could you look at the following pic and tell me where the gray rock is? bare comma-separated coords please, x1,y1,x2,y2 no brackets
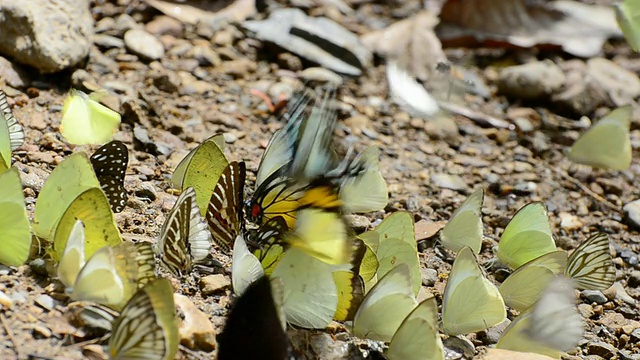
299,67,343,86
243,8,371,76
497,60,565,99
199,274,231,295
587,58,640,107
421,268,438,287
623,199,640,231
628,271,640,288
0,56,28,88
587,342,616,359
124,29,165,61
613,282,636,306
135,182,157,201
0,0,93,73
582,290,608,304
93,34,125,49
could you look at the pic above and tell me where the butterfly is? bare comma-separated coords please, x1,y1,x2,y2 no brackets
155,187,212,278
497,202,557,270
564,232,615,291
442,246,506,335
58,220,138,309
172,134,229,215
206,161,246,253
33,153,121,260
0,90,25,151
569,106,632,170
352,264,418,342
616,2,640,51
90,140,129,213
60,89,121,145
0,168,31,266
109,278,179,360
218,276,290,360
387,297,444,360
439,188,484,254
497,277,583,358
231,234,264,296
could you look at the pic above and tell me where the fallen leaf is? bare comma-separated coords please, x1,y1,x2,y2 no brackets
242,8,371,76
437,0,621,57
145,0,256,25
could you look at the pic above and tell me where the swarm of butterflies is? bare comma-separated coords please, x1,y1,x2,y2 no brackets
0,85,623,360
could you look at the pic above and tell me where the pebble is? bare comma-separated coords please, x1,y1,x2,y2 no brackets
0,291,13,309
344,214,371,232
628,271,640,288
145,15,183,36
0,0,94,72
431,173,468,191
424,116,459,140
483,318,510,344
0,56,28,88
420,268,438,287
619,249,639,267
299,67,343,86
220,59,257,77
623,199,640,231
612,282,636,306
134,182,157,201
174,294,216,352
31,324,52,339
114,14,138,35
93,34,125,49
631,328,640,342
587,58,640,106
577,303,594,318
34,294,56,311
559,212,583,231
124,29,165,61
582,290,607,304
343,115,370,136
497,60,565,99
587,342,617,359
199,274,231,295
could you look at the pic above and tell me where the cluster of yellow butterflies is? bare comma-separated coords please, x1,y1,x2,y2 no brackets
0,85,624,360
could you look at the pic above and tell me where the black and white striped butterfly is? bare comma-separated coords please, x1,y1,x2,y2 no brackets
109,279,179,360
90,141,129,213
564,233,615,291
155,187,212,278
206,161,246,253
0,89,25,151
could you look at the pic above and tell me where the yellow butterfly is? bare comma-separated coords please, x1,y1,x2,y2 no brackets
60,89,121,145
0,168,31,266
439,188,484,254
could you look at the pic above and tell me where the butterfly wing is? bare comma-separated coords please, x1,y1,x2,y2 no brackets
58,220,86,289
565,233,615,291
109,279,179,360
232,235,264,296
498,202,556,269
0,90,24,151
134,242,156,288
156,188,198,277
0,168,31,266
206,161,246,252
442,247,506,335
569,106,632,170
90,141,129,213
339,146,389,214
60,89,121,145
387,297,444,360
440,188,484,254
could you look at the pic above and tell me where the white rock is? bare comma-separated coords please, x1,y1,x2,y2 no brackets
124,29,165,61
0,0,93,73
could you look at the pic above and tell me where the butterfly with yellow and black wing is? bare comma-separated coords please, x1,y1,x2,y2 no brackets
0,89,25,151
155,187,212,278
206,161,246,252
90,140,129,213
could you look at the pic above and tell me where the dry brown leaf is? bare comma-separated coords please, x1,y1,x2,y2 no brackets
145,0,256,25
361,10,447,82
437,0,621,57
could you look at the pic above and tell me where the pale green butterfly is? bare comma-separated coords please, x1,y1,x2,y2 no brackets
387,297,444,360
616,0,640,52
0,168,31,266
439,188,484,254
60,89,121,145
497,202,556,270
352,264,417,342
569,106,632,171
442,246,506,335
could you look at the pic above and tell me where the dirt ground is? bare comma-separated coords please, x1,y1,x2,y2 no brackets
1,0,640,359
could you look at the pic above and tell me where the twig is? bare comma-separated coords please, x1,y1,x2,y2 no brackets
1,313,23,359
553,167,622,214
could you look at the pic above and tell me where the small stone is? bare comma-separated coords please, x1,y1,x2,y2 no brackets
124,29,165,60
35,294,57,311
343,115,370,136
623,200,640,231
497,60,565,99
587,342,616,359
587,58,640,107
619,249,639,267
577,303,594,318
29,258,48,277
299,67,343,86
424,116,458,140
223,132,238,144
559,212,583,231
114,14,137,35
601,285,616,301
31,324,52,339
0,56,28,88
421,268,438,287
431,173,467,191
582,290,607,304
613,282,636,306
482,319,510,344
631,328,640,342
344,214,371,232
200,274,231,295
0,291,13,309
174,294,216,352
145,15,183,36
134,182,157,201
628,271,640,288
220,59,256,77
93,34,125,49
